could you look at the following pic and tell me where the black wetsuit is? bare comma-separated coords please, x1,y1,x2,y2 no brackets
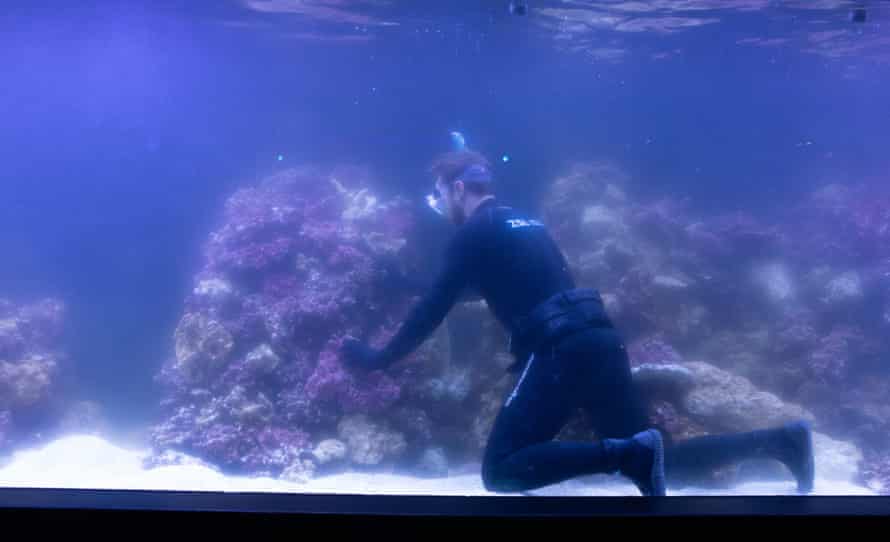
376,197,800,493
376,197,574,367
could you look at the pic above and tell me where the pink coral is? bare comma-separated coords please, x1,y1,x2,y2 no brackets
304,343,402,416
150,166,450,478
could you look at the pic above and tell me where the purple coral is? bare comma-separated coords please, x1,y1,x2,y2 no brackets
788,183,890,264
808,326,857,383
852,197,890,259
304,344,402,416
240,426,312,473
806,326,881,385
150,166,435,478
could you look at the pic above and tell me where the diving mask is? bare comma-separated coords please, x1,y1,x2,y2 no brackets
425,165,492,217
426,191,446,216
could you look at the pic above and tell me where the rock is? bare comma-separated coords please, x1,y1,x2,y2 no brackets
681,361,815,432
813,431,863,483
245,343,281,373
333,183,380,222
280,458,317,483
421,369,472,403
627,334,683,367
771,309,819,357
860,449,890,495
388,407,434,448
807,326,864,384
337,414,407,466
312,439,347,464
222,385,274,423
194,278,235,303
653,275,689,289
173,313,234,374
689,331,768,378
582,204,620,226
648,400,708,442
362,232,406,256
752,262,795,303
416,447,449,478
822,271,863,305
632,363,696,400
0,356,58,409
142,448,222,472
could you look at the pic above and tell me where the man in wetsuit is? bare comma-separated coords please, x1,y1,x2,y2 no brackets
340,150,815,497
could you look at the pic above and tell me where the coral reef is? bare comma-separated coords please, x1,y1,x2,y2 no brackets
0,297,79,454
149,161,887,493
540,162,890,493
150,166,514,480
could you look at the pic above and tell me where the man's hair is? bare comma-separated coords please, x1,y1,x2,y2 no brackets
429,150,494,195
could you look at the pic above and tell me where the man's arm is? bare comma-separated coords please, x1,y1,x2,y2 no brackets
373,234,472,367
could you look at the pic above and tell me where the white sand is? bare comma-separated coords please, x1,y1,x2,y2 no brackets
0,434,878,496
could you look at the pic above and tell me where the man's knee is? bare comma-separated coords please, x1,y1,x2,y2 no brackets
481,458,523,493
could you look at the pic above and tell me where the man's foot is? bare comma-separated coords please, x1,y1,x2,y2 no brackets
771,420,815,494
617,429,666,497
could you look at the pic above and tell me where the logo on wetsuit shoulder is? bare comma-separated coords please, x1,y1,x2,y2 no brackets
506,218,544,229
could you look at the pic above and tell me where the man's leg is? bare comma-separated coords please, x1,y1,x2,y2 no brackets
481,327,666,495
579,327,815,494
559,327,666,495
481,344,619,493
659,421,815,493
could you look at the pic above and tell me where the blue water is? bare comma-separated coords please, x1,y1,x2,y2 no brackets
0,0,888,434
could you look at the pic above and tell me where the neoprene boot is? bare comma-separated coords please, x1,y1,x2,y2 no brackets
767,420,815,494
604,429,666,497
657,419,816,494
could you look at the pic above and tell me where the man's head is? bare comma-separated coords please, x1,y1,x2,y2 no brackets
428,150,495,225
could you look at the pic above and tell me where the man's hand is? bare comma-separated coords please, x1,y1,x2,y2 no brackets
340,336,388,372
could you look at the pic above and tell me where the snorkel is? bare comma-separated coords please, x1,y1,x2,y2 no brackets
450,131,467,151
426,130,470,217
